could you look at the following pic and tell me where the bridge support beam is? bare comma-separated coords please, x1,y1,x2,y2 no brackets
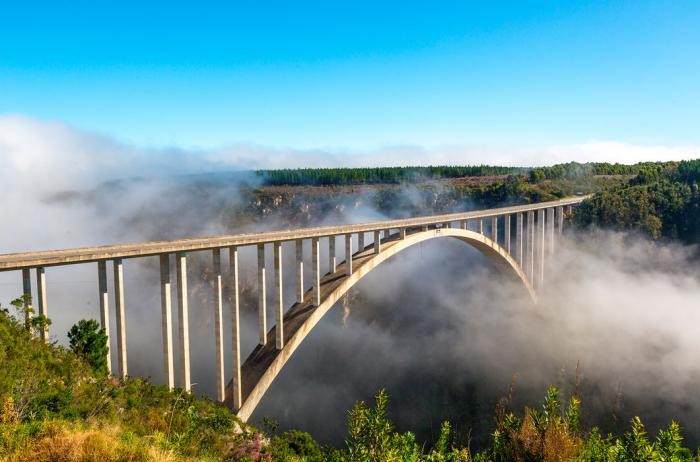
176,253,190,391
374,231,381,254
460,220,467,230
504,215,511,254
114,258,128,379
274,242,284,350
527,212,535,284
36,267,48,342
399,228,406,239
478,219,484,234
329,237,336,273
358,232,365,252
547,208,555,263
159,255,174,389
213,249,225,401
556,206,564,235
382,229,390,240
516,213,523,266
257,244,267,345
312,237,321,306
97,261,112,375
345,234,353,275
21,268,31,328
491,216,498,243
229,246,242,411
295,240,304,303
537,209,545,289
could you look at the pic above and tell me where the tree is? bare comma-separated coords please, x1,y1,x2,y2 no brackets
67,319,109,376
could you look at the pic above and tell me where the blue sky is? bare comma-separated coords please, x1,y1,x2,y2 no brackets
1,1,698,151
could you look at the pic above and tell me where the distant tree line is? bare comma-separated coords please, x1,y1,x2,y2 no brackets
256,162,686,187
527,161,680,183
255,165,528,186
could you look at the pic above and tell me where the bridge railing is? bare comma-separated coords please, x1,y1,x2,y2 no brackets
0,196,586,411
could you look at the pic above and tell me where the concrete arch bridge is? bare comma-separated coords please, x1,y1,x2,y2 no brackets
0,197,585,421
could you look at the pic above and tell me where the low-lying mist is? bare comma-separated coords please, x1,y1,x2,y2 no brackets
252,231,700,447
2,115,700,449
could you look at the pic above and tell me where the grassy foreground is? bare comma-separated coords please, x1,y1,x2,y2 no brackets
1,301,699,461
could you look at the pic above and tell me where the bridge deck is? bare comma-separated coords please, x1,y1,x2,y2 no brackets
0,196,586,270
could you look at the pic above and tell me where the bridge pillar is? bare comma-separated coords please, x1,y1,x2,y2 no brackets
213,249,225,401
97,261,112,375
556,206,564,235
527,212,535,284
358,232,365,252
312,237,321,306
229,246,242,411
547,208,555,262
537,209,545,289
374,230,381,254
159,255,174,389
274,242,284,350
460,220,467,230
491,216,498,243
516,213,523,265
36,267,48,342
478,219,484,234
345,234,353,275
383,229,390,240
329,236,337,273
295,240,304,303
421,225,429,232
21,268,31,328
176,253,190,391
504,215,511,254
257,244,267,345
399,227,406,239
113,258,128,379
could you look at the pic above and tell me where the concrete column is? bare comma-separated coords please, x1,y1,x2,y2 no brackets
537,209,545,289
345,234,353,276
274,242,284,350
556,206,564,235
159,255,174,389
382,229,390,240
460,220,467,230
21,268,31,328
212,249,225,401
36,267,48,341
257,244,267,345
97,261,112,375
113,258,128,379
176,253,190,391
421,225,429,232
464,219,471,231
527,212,535,284
295,240,304,303
491,216,498,243
547,207,555,261
516,214,523,265
478,219,484,234
444,222,451,229
311,237,321,306
374,230,381,254
504,215,511,254
399,228,406,239
229,246,242,411
358,232,365,251
329,236,337,273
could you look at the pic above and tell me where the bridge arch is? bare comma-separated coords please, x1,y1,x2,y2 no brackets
228,227,536,421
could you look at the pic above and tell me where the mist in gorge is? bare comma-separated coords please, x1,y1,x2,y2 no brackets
2,116,700,452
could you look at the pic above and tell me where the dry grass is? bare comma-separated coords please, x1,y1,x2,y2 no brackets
2,422,196,462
